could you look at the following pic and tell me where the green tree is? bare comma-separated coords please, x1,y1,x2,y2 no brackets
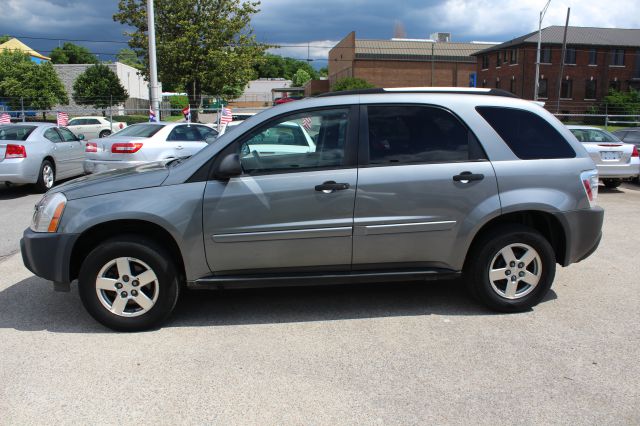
116,48,143,70
605,89,640,117
332,77,375,92
0,51,68,119
0,35,10,44
318,67,328,78
292,68,311,87
51,42,98,64
254,53,318,80
72,64,128,115
114,0,267,121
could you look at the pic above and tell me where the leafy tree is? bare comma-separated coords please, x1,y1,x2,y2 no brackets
254,53,318,80
605,89,640,117
51,42,98,64
332,77,375,92
72,64,128,115
116,48,144,70
0,51,68,119
0,35,10,44
318,67,328,78
114,0,268,121
292,68,311,87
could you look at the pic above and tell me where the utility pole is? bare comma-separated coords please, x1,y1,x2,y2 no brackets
556,8,570,113
109,95,113,132
534,0,551,101
147,0,160,121
20,97,25,123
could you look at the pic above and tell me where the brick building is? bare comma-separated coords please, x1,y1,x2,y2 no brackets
328,32,495,89
473,26,640,112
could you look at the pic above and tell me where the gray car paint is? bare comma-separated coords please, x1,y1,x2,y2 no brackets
45,92,598,283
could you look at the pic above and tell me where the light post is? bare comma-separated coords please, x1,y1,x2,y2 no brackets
147,0,160,119
534,0,551,101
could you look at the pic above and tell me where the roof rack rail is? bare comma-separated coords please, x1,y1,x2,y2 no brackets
316,87,519,98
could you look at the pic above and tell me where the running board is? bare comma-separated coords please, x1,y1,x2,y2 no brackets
189,269,461,290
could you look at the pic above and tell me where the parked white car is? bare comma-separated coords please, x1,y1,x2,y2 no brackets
67,116,127,139
83,122,218,173
242,121,316,156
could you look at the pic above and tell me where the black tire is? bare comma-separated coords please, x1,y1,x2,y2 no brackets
78,235,180,331
464,224,556,313
34,160,55,193
603,179,622,189
99,130,111,138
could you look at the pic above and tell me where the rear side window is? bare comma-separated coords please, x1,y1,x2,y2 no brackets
367,105,486,165
476,107,575,159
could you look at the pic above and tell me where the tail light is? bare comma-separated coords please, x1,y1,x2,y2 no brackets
85,142,97,152
5,144,26,158
119,123,124,129
632,145,638,158
580,169,599,207
112,142,143,153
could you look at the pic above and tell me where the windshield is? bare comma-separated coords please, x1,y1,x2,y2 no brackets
570,128,620,143
114,123,165,137
0,125,37,141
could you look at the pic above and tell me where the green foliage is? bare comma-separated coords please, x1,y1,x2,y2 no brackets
72,64,128,111
318,67,328,78
51,42,98,64
111,115,150,125
114,0,268,114
220,85,245,101
0,35,10,44
332,77,375,92
605,89,640,117
0,51,68,112
168,95,189,115
254,53,318,80
292,68,311,87
116,48,143,70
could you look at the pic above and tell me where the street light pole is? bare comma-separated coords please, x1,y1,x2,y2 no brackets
146,0,160,120
534,0,551,101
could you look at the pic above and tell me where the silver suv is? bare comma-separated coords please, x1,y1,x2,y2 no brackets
21,88,604,331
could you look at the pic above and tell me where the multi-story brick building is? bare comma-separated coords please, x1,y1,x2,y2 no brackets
473,26,640,112
328,32,495,89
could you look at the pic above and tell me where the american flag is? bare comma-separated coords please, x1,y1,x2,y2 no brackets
182,105,191,122
149,106,157,122
57,111,69,127
302,116,312,131
219,107,233,125
0,113,10,124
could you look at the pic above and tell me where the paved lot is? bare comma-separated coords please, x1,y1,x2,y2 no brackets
0,183,639,424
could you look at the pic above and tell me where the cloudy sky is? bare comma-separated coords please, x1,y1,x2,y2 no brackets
2,0,639,66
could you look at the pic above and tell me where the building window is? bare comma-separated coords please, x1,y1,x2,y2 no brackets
561,79,573,99
481,55,489,69
541,47,551,63
538,78,548,98
585,80,597,99
564,48,576,65
510,48,518,64
610,49,625,66
510,78,516,94
588,49,597,65
503,50,509,65
609,80,621,92
496,51,501,67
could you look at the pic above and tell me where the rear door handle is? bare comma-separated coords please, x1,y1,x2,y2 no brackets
453,171,484,182
315,181,350,193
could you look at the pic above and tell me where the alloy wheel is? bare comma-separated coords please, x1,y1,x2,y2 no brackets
488,243,542,300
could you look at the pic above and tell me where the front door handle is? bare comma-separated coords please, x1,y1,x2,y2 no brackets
176,145,184,150
453,171,484,182
315,181,350,193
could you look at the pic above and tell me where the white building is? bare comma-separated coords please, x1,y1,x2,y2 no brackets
232,78,292,106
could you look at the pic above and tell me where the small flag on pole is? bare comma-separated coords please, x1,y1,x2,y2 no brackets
182,105,191,123
302,116,312,131
57,111,69,127
149,106,157,122
219,107,233,126
0,113,10,124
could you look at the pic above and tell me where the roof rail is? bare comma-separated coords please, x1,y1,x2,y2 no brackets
316,87,519,98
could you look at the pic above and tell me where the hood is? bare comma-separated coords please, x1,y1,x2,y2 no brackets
51,161,170,200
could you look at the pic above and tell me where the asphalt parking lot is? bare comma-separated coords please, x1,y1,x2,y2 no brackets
0,183,638,424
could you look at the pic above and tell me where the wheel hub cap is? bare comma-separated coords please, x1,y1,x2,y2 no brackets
488,243,541,300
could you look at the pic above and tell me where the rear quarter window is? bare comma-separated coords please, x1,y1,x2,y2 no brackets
476,106,575,159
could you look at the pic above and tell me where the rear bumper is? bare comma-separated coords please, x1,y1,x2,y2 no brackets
21,228,79,284
596,160,640,178
84,159,147,174
553,207,604,266
0,159,38,184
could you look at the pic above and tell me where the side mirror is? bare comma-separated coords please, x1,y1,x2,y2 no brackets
78,134,85,140
216,153,242,179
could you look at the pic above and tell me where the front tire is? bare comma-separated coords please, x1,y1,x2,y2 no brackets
603,178,622,189
78,235,180,331
465,225,556,313
35,160,55,192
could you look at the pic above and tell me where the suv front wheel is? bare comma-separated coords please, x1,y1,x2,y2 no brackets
465,225,556,312
78,235,180,331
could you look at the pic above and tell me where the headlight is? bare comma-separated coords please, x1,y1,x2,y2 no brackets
30,193,67,233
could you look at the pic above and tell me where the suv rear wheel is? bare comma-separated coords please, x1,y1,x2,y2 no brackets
78,235,180,331
465,225,556,312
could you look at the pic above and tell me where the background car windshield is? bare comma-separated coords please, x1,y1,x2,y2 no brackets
115,124,165,137
570,129,620,143
0,125,37,141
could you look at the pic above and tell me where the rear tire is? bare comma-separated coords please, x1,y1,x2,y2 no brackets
465,225,556,313
35,160,55,193
603,179,622,189
78,235,180,331
99,130,111,138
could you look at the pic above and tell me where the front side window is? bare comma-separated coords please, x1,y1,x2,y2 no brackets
44,128,62,143
367,105,485,165
476,107,575,160
87,119,101,125
238,108,348,174
67,119,84,126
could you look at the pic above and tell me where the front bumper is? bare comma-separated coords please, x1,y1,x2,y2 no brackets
553,207,604,266
84,159,147,174
21,228,79,284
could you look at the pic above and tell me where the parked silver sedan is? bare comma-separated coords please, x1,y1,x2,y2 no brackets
567,125,639,188
0,123,85,192
84,122,218,173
